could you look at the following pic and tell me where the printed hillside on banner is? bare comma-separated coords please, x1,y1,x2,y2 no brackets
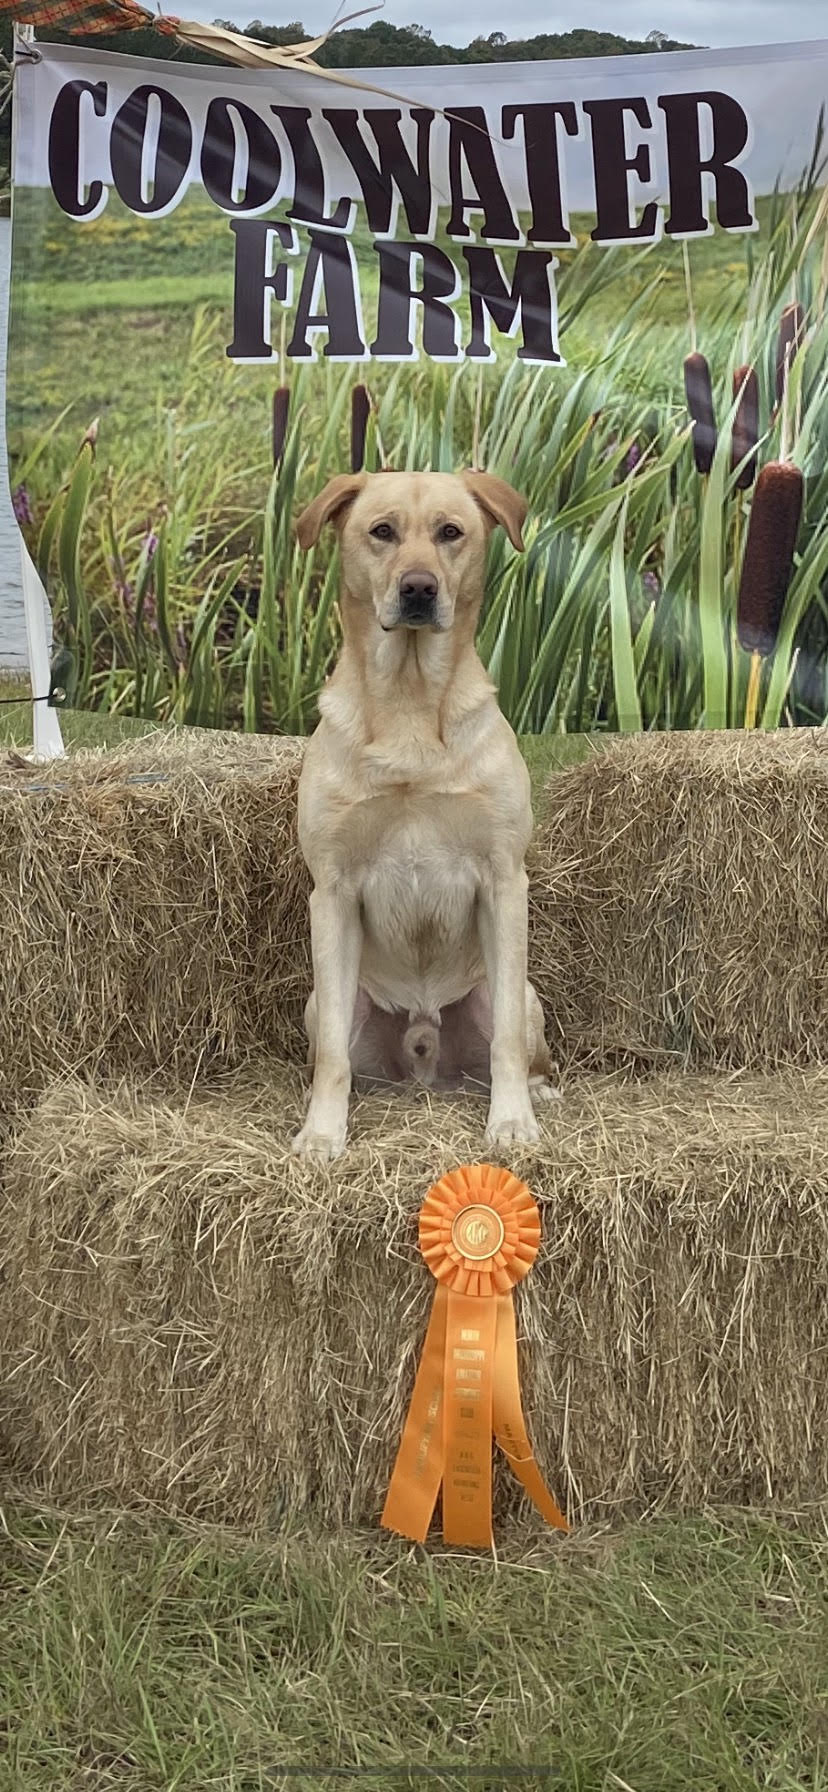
5,36,828,736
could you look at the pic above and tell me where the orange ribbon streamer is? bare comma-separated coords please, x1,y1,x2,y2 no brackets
382,1164,570,1548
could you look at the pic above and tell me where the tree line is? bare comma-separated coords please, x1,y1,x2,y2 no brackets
213,20,694,65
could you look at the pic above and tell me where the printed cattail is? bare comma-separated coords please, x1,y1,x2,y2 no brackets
737,460,804,657
683,351,717,474
272,386,290,469
731,364,759,489
774,302,805,405
350,383,371,473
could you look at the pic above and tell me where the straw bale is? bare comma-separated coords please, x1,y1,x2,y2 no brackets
531,730,828,1071
2,1063,827,1527
0,730,308,1119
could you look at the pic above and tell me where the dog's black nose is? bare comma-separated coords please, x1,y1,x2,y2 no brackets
399,570,438,624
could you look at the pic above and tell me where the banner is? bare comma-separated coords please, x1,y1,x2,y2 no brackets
6,35,828,732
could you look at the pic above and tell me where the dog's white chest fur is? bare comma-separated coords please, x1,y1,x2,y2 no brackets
298,714,531,1023
358,804,483,1014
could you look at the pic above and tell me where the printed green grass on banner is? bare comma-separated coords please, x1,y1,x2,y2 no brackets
8,185,766,453
14,183,761,309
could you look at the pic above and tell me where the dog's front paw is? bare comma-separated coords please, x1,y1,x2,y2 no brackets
291,1119,347,1164
484,1098,540,1150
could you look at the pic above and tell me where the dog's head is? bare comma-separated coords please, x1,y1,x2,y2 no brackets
295,469,526,634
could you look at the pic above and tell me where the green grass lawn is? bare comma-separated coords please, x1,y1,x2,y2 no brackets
2,1504,826,1789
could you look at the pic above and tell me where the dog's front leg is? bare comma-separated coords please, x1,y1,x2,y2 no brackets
292,884,361,1163
478,868,540,1149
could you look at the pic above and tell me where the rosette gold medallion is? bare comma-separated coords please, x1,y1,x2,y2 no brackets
381,1165,571,1549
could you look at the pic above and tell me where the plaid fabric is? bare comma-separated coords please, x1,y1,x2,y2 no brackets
3,0,178,33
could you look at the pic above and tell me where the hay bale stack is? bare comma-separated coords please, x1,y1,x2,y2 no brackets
531,730,828,1070
2,1066,826,1526
3,727,828,1128
0,731,308,1118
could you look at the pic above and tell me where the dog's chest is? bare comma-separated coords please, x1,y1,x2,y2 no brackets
355,797,484,967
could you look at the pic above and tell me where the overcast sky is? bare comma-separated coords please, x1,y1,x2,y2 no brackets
191,0,827,49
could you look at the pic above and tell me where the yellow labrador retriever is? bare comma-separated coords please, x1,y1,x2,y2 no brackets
292,469,558,1162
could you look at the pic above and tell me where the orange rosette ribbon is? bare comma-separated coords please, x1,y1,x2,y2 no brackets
381,1164,570,1549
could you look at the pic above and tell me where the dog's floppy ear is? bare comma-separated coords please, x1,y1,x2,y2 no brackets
460,471,527,551
296,474,366,550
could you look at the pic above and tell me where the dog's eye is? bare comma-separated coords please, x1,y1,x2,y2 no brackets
439,523,463,542
370,522,395,542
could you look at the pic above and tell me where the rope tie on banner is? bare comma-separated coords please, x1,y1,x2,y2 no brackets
0,691,54,703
